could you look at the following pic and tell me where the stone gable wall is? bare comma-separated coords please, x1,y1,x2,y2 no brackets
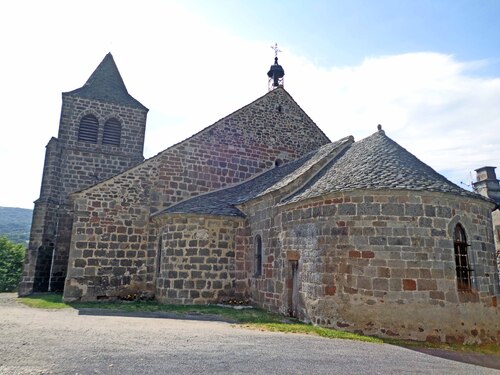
154,215,242,304
63,88,330,301
241,190,500,344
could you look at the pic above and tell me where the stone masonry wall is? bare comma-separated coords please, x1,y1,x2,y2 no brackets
241,189,499,344
64,88,330,301
493,210,500,270
58,94,146,156
19,138,60,295
20,94,147,295
236,193,286,313
154,214,242,304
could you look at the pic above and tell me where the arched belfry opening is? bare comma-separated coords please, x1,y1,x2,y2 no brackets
267,43,285,91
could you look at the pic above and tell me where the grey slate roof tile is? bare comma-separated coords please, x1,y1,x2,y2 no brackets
284,129,484,204
64,53,147,110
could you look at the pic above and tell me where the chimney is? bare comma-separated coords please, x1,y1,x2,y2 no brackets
473,166,500,205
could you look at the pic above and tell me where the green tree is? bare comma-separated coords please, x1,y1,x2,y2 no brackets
0,236,25,292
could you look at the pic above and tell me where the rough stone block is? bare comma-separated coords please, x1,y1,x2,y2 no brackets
381,203,404,216
358,203,380,216
405,204,424,217
373,278,389,291
417,279,437,291
403,279,416,291
338,204,356,215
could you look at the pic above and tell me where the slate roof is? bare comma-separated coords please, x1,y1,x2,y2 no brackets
284,129,484,204
64,53,147,110
153,128,490,218
154,137,352,218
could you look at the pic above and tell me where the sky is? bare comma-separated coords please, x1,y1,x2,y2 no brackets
1,0,500,209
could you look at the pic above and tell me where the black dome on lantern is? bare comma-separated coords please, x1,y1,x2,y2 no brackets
267,57,285,80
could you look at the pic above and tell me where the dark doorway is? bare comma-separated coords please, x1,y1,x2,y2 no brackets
33,245,54,292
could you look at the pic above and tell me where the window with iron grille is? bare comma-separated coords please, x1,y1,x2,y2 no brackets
453,223,471,291
255,234,262,277
103,118,121,146
78,115,98,143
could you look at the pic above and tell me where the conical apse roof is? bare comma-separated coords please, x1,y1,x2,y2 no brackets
285,128,481,204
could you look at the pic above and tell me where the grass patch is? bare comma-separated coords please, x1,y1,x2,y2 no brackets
18,293,71,309
246,323,383,343
17,293,500,356
18,293,283,324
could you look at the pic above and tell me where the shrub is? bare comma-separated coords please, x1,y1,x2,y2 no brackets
0,236,26,292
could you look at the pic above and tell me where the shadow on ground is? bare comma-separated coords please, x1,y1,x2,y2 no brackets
76,307,236,323
407,347,500,370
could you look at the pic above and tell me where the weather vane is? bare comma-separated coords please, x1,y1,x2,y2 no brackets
271,43,281,59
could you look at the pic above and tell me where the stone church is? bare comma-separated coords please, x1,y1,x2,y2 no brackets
21,53,500,344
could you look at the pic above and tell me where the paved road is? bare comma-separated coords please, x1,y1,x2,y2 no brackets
0,294,498,374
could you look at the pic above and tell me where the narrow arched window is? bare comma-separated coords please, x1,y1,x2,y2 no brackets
78,115,98,143
255,235,262,277
103,118,121,146
453,224,471,291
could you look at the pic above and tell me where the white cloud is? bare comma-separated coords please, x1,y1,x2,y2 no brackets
287,52,500,188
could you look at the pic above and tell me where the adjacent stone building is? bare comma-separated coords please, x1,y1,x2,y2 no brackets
474,166,500,269
23,53,500,344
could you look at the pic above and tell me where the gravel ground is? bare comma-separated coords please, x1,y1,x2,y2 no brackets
0,293,498,375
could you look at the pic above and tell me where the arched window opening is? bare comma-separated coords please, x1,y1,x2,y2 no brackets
255,235,262,277
103,118,121,146
78,115,98,143
453,223,471,291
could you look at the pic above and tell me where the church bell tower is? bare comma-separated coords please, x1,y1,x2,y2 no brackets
19,53,148,295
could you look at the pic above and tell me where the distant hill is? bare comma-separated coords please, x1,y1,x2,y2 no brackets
0,207,33,246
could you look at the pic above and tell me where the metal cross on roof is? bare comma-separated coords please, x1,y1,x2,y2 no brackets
271,43,281,58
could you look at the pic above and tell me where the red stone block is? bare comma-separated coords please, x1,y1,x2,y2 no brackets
362,251,375,259
403,279,416,291
348,250,361,258
325,286,336,296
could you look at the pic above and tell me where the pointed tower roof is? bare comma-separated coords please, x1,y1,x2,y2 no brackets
284,127,484,204
64,53,147,110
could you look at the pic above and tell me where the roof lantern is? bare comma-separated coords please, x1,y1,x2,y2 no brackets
267,43,285,91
